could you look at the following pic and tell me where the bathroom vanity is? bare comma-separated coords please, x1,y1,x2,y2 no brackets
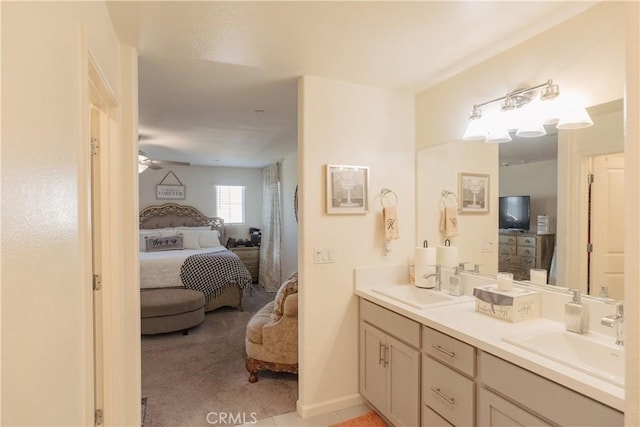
355,266,624,426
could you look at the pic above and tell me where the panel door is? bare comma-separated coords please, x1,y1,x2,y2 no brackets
591,152,625,299
478,387,551,427
387,335,420,427
360,322,387,412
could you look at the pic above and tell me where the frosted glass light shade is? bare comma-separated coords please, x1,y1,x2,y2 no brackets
557,106,593,129
462,118,487,141
515,123,547,138
138,163,148,173
485,128,512,143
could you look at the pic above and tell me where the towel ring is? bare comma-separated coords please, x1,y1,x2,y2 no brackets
381,188,398,208
440,189,458,208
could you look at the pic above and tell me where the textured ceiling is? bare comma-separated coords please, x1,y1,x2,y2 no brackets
107,1,595,168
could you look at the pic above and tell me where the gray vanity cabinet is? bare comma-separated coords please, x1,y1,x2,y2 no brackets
359,300,420,427
422,326,476,426
477,351,623,426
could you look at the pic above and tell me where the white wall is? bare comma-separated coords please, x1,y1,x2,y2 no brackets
2,2,139,425
139,164,263,240
500,160,557,233
298,76,415,416
281,151,299,278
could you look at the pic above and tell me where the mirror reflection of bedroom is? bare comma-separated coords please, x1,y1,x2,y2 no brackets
136,58,299,425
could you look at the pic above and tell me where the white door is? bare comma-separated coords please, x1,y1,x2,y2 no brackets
91,105,107,425
590,152,625,299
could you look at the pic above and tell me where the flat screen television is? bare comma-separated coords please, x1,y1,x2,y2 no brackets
499,196,530,231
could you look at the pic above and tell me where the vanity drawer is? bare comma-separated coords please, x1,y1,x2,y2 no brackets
498,244,516,255
423,355,475,427
360,299,420,348
422,404,454,427
499,235,517,245
517,246,537,257
517,235,537,247
423,326,475,377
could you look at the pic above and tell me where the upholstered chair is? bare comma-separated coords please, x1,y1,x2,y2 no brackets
245,273,298,382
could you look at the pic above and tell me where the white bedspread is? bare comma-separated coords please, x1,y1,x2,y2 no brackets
139,246,227,289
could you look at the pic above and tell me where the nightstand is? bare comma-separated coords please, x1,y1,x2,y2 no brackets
231,247,260,284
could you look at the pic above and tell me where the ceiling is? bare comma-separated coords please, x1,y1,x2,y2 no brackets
107,1,595,168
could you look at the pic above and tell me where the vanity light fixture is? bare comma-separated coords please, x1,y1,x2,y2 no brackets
462,79,593,142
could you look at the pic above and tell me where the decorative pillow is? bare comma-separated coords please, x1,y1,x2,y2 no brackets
145,235,183,252
271,273,298,322
198,230,221,248
178,230,201,249
139,231,161,251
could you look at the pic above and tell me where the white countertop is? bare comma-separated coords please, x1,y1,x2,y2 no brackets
354,265,624,412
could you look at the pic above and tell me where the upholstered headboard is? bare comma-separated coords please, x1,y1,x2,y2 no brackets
139,203,225,241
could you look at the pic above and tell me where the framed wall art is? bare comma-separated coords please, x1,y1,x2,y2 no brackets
156,170,186,200
458,172,489,214
326,164,369,214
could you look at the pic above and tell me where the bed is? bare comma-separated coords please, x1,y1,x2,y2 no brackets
139,203,251,312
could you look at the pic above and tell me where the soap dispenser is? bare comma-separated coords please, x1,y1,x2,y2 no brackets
565,289,589,334
449,267,463,296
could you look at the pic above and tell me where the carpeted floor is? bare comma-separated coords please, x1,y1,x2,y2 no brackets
141,286,298,427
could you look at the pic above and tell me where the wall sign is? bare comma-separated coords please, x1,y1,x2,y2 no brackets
156,171,186,200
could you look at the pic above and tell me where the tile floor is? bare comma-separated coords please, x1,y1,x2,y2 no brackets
235,403,373,427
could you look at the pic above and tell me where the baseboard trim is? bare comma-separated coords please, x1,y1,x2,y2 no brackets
296,393,364,418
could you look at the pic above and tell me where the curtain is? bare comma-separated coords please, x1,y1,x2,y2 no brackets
260,163,282,292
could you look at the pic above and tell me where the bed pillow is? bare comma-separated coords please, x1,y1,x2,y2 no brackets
176,226,211,232
271,272,298,322
178,230,201,249
159,229,178,237
139,231,161,251
145,235,183,252
198,230,221,248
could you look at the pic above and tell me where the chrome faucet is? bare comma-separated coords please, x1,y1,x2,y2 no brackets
601,302,624,346
423,265,442,291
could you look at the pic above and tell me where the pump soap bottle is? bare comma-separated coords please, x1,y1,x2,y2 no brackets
565,289,589,334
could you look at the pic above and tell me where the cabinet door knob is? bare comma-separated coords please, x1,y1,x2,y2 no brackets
379,342,385,365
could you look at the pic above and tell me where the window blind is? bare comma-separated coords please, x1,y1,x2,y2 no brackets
215,185,245,224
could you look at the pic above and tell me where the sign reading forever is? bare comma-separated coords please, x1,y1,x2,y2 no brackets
156,184,186,200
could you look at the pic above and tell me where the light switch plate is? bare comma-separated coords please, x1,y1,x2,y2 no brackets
314,247,335,264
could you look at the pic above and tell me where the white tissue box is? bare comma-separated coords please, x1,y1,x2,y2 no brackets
473,285,540,322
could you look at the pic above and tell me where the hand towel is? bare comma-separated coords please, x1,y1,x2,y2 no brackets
439,206,459,238
383,206,399,240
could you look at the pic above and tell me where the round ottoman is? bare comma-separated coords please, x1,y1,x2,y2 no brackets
141,288,205,335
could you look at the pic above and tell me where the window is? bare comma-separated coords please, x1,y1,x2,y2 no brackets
215,185,245,224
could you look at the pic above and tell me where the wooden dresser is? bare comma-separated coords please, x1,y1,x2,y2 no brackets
498,232,555,281
231,247,260,284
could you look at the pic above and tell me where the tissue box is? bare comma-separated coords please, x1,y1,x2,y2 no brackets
473,285,540,322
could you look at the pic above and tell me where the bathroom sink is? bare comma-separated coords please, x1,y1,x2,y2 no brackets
372,285,472,309
502,326,624,387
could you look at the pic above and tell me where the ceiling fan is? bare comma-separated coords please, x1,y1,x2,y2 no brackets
138,150,190,172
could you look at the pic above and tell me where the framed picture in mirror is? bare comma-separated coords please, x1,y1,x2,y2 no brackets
326,164,369,214
458,172,489,214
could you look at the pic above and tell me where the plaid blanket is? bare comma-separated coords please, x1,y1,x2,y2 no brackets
180,249,252,302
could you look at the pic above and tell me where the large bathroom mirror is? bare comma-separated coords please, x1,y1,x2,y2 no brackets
416,99,625,301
